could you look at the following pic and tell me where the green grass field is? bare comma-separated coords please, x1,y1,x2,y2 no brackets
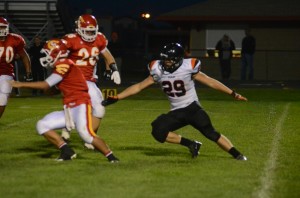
0,87,299,198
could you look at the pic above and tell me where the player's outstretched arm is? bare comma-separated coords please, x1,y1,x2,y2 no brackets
118,75,154,99
102,75,155,106
8,80,50,90
230,90,247,101
193,72,248,101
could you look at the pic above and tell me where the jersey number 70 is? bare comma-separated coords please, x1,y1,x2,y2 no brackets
0,47,14,63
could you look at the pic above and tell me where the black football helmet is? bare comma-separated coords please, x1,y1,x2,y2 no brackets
160,43,184,73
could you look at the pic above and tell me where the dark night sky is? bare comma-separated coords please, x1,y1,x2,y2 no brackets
66,0,206,18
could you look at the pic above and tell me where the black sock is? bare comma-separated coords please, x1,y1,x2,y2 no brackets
59,143,74,153
228,147,242,158
106,153,118,161
59,143,71,152
59,143,67,150
180,137,194,147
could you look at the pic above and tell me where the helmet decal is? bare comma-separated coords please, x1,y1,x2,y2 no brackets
40,39,68,68
47,40,60,50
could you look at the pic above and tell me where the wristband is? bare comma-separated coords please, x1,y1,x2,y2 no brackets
109,63,118,72
231,90,237,98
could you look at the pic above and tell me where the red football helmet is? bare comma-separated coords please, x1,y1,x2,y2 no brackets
40,39,69,68
75,14,98,42
0,17,9,37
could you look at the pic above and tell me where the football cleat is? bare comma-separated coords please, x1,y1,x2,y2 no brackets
107,155,119,163
236,154,247,161
56,149,77,161
188,141,202,158
109,158,119,163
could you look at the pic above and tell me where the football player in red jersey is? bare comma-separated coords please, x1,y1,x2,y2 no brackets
61,14,121,149
9,39,119,162
0,17,32,120
102,43,248,160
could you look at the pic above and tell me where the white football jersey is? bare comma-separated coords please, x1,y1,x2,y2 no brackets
149,58,201,110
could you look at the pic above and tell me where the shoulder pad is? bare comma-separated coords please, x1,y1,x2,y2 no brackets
54,63,70,75
64,33,77,39
148,60,157,71
190,58,201,69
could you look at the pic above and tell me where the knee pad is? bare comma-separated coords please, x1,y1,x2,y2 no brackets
36,119,50,135
151,120,169,143
88,81,105,118
201,125,221,142
36,111,66,135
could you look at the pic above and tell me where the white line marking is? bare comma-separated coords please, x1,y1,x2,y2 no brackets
254,103,290,198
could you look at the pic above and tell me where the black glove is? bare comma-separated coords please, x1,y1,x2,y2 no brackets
102,96,119,106
103,70,112,80
24,72,33,82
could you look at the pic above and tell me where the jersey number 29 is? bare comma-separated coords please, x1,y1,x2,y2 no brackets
162,80,186,97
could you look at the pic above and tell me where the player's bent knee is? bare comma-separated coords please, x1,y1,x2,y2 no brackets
151,114,172,143
93,105,105,118
201,126,221,142
78,132,94,144
151,129,167,143
151,124,168,143
36,120,50,135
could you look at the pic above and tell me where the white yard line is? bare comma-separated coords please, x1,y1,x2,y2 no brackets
254,103,290,198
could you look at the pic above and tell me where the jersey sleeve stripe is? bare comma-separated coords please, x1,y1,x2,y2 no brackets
148,60,156,70
191,58,197,69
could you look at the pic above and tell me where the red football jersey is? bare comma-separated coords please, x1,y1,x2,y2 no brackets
62,32,108,81
52,58,91,107
0,33,26,77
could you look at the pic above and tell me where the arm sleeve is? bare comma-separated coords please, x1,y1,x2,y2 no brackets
45,73,63,87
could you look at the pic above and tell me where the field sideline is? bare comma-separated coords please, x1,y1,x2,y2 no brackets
0,87,299,198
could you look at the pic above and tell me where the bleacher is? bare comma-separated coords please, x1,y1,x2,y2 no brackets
0,0,70,47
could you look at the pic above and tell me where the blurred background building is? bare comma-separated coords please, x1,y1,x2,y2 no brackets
1,0,299,81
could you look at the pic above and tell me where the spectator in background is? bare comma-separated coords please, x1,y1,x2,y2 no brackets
107,32,123,76
28,36,46,95
241,28,256,80
215,34,235,81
